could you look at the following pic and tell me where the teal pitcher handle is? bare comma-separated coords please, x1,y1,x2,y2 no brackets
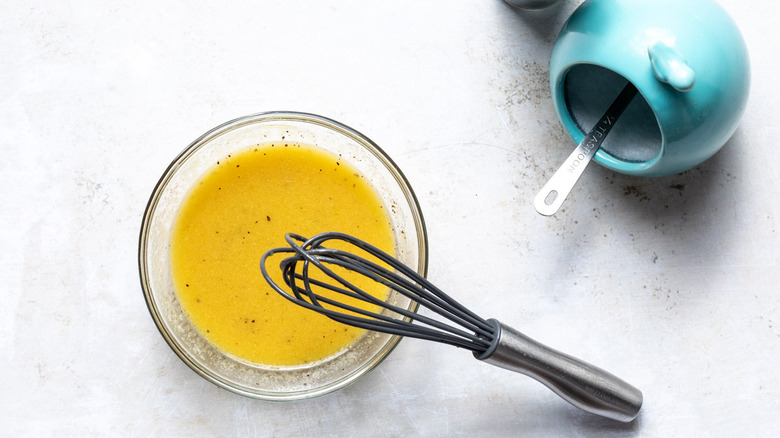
648,41,696,92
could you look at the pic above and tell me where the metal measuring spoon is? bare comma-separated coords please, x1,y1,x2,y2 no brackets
534,82,638,216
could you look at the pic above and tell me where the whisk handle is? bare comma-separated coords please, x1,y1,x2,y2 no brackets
476,320,642,422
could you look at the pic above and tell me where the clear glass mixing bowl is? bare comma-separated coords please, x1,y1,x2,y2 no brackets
139,111,428,400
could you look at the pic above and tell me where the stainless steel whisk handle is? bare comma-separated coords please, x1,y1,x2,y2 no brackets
475,320,643,422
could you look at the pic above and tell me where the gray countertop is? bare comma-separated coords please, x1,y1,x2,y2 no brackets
2,0,778,436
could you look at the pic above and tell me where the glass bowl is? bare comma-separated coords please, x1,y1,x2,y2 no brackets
139,111,428,400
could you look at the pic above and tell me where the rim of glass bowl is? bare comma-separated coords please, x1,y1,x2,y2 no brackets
138,111,429,400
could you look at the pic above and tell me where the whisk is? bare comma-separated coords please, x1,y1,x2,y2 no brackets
260,232,643,422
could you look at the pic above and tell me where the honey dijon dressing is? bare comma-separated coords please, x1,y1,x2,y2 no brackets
171,144,394,366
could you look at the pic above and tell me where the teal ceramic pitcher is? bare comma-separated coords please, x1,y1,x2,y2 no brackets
549,0,750,177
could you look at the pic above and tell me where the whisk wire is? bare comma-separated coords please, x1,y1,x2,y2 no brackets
297,247,492,340
280,249,493,351
260,233,495,353
299,233,495,337
308,233,495,336
299,234,496,344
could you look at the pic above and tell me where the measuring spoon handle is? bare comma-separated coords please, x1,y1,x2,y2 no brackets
534,82,638,216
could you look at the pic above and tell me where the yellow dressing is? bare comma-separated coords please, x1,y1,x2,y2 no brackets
171,143,394,366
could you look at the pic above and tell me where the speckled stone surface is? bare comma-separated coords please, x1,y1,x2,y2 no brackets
2,0,778,436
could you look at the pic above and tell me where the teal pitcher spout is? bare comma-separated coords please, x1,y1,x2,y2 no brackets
648,40,696,92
